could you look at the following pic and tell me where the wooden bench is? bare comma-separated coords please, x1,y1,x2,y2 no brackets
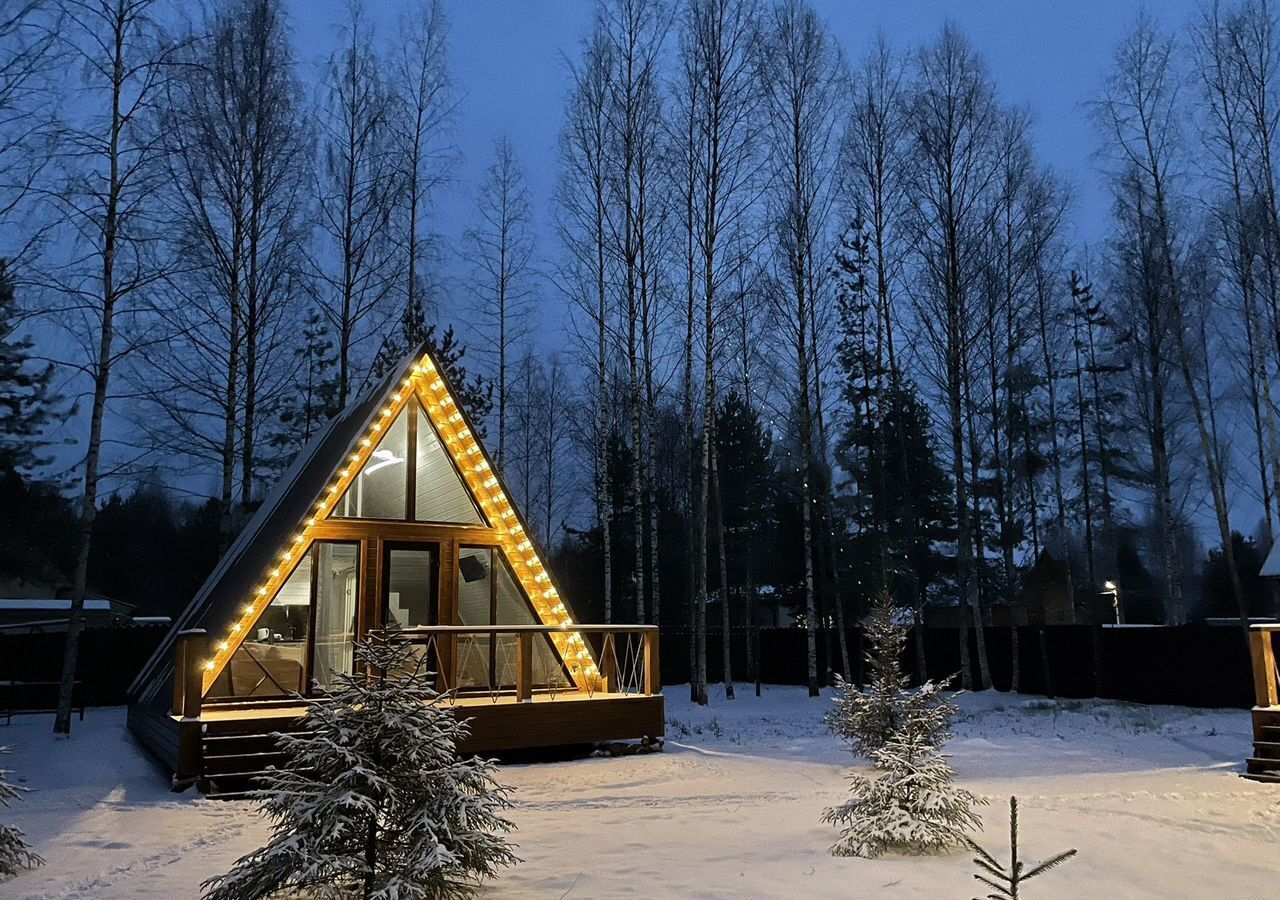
1,680,84,726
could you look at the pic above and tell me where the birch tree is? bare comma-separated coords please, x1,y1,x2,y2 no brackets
384,0,456,361
50,0,176,735
759,0,844,697
904,24,1006,690
679,0,762,703
558,24,615,621
312,1,398,407
465,136,535,471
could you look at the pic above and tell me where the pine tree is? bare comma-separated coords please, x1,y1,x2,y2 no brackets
0,260,56,475
826,592,957,759
374,322,493,440
203,631,518,900
270,308,341,470
967,797,1076,899
0,746,42,876
821,730,985,858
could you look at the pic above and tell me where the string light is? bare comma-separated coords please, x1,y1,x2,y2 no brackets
203,351,600,694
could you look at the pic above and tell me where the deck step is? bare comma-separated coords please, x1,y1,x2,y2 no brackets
1246,756,1280,775
202,750,287,775
1252,741,1280,760
1242,771,1280,783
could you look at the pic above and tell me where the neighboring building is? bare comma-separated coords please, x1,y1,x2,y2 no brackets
0,596,137,631
128,345,662,795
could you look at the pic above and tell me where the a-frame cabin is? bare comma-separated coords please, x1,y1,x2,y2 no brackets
128,345,662,794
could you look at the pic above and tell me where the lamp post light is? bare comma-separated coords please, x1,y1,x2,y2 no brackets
1103,580,1123,625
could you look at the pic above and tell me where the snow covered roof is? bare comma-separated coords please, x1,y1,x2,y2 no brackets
0,598,117,611
128,347,421,709
1261,539,1280,578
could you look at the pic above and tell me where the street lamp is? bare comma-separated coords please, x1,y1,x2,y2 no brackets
1102,580,1122,625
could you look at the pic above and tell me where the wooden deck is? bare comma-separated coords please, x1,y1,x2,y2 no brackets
194,689,666,752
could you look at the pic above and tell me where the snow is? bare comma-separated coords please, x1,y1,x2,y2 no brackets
2,687,1278,898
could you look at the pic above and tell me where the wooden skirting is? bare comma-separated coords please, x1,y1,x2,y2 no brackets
129,691,666,794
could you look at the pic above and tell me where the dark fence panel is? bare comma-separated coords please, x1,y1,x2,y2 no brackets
660,623,1256,709
0,626,169,708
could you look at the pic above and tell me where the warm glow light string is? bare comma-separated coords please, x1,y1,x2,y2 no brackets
200,351,598,696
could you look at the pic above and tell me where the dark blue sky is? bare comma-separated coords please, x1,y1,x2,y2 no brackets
291,0,1203,343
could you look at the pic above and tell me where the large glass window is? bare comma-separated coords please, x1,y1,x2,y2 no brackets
385,546,437,628
312,543,359,691
208,542,360,700
334,401,486,525
454,546,565,691
210,554,312,699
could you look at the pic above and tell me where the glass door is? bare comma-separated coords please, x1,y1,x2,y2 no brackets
382,543,440,682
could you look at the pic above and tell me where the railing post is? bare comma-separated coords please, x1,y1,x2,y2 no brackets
172,629,207,717
600,633,616,693
516,632,533,702
644,628,661,696
173,629,206,788
1251,627,1279,707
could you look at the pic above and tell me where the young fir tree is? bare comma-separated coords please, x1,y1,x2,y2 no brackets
967,797,1076,899
821,730,985,858
203,631,518,900
826,592,957,759
271,308,341,470
0,260,57,474
0,746,42,876
374,320,493,441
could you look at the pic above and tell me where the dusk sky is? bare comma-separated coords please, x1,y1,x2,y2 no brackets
288,0,1205,343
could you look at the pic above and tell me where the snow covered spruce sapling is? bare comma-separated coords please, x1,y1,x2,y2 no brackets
203,629,518,900
0,746,42,877
826,591,956,760
821,728,985,858
822,591,983,857
966,797,1076,899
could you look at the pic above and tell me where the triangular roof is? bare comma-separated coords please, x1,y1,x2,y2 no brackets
130,344,589,710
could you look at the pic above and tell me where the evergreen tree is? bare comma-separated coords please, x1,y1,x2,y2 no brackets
821,730,985,858
967,797,1077,899
833,219,953,609
271,308,341,469
827,592,957,758
375,322,493,440
203,631,518,900
0,260,56,474
0,746,42,876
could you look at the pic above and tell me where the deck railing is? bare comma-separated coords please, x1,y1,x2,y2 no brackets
395,624,660,702
1251,624,1280,708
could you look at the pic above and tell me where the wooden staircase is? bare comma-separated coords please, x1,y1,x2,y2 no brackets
198,714,306,799
1247,625,1280,783
1246,707,1280,783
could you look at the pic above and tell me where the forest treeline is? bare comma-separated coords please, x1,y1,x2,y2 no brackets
1,0,1279,712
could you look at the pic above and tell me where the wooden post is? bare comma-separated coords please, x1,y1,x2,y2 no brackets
644,628,661,696
172,629,206,717
600,633,617,693
516,632,533,702
1251,628,1279,708
173,629,206,788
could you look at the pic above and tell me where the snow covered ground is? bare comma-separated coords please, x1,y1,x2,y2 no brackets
1,687,1277,899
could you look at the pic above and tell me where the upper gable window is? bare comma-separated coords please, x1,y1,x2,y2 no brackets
336,403,410,519
333,399,487,525
415,402,485,525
